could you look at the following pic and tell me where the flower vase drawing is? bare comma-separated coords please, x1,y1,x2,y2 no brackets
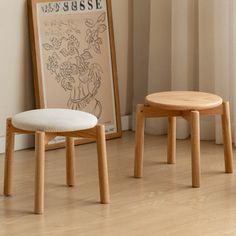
42,13,107,119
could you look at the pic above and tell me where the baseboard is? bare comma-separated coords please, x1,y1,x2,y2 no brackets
0,134,35,154
121,115,132,131
0,115,133,154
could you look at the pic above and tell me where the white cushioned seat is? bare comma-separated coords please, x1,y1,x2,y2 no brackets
5,108,109,214
12,109,98,132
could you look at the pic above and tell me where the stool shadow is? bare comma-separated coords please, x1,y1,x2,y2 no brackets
145,160,170,166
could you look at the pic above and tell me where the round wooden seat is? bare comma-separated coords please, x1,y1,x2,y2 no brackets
146,91,223,111
134,91,233,188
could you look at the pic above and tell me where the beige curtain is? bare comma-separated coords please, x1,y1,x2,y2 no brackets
133,0,236,144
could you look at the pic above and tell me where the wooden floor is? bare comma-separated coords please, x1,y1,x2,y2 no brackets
0,131,236,236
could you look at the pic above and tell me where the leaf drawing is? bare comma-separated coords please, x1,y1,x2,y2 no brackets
85,18,94,28
88,63,103,78
98,24,107,33
97,13,106,23
43,43,53,50
81,51,92,61
51,37,62,49
93,43,101,54
96,38,102,44
60,48,69,57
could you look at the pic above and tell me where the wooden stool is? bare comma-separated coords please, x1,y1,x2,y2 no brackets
134,91,233,187
3,109,110,214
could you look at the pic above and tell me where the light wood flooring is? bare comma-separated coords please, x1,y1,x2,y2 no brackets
0,131,236,236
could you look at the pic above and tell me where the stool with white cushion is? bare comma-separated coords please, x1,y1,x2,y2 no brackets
3,109,110,214
134,91,233,187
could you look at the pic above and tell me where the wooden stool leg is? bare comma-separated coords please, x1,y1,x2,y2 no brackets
4,118,15,196
96,125,110,204
35,131,45,214
167,117,176,164
221,102,233,173
66,137,75,187
191,111,201,188
134,104,145,178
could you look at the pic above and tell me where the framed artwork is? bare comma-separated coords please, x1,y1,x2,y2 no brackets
28,0,122,149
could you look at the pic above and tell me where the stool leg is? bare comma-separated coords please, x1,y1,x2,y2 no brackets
96,125,110,204
167,117,176,164
191,111,201,188
35,131,45,214
221,102,233,173
4,118,15,196
66,137,75,187
134,104,145,178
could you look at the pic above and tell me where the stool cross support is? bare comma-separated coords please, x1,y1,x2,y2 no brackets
134,92,233,187
4,113,110,214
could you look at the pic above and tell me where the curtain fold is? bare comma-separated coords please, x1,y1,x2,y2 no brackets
133,0,236,144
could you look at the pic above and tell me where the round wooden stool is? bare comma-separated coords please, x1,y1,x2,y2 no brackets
3,109,110,214
134,91,233,187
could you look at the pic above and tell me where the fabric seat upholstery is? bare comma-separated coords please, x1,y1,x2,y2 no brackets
12,109,97,132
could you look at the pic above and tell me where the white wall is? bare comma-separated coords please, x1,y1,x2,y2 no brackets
0,0,133,140
0,0,34,136
112,0,133,115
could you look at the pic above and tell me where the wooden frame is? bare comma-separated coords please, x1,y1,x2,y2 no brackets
134,102,233,188
4,118,110,214
27,0,122,149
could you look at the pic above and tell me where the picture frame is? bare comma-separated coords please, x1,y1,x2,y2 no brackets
27,0,122,149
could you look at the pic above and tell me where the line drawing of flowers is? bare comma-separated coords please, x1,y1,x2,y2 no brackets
42,13,107,118
85,12,107,54
46,53,59,74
